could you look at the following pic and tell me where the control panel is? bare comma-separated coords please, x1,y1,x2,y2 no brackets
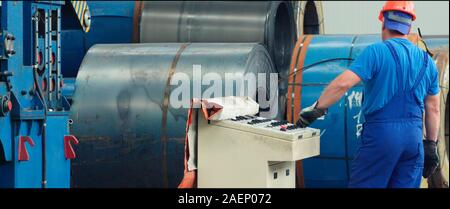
197,114,320,188
224,115,319,141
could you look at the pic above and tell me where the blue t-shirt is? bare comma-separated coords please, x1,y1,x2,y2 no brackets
349,38,440,115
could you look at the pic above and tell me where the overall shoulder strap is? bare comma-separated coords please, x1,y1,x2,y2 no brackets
384,40,404,91
411,51,429,91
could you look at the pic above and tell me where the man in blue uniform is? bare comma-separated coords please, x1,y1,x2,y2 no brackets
296,1,441,188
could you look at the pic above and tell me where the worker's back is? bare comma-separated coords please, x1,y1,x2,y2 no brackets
349,37,440,116
348,36,440,188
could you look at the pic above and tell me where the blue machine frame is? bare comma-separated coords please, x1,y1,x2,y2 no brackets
61,1,135,78
60,1,135,102
0,1,75,188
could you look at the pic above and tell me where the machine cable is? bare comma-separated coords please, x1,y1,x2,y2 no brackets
418,28,434,57
279,57,355,82
33,67,48,188
31,9,49,188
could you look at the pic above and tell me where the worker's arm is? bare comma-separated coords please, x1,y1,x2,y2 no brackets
424,94,440,141
422,58,441,178
316,70,362,109
296,44,375,128
296,70,361,127
423,94,440,178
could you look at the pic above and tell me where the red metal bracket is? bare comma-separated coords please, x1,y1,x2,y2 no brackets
64,135,79,159
18,136,35,161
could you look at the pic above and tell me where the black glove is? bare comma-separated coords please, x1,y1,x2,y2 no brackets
423,139,439,178
296,102,327,128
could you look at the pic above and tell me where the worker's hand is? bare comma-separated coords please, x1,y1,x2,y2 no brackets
296,102,327,128
422,139,439,178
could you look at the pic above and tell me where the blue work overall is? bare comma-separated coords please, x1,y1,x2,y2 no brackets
348,41,428,188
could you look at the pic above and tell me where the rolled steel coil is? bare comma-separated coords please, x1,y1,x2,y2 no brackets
292,1,325,36
134,1,297,115
70,43,277,187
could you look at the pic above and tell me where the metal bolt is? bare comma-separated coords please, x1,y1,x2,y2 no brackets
83,8,91,28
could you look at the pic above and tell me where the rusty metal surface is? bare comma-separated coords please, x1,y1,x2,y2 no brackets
70,43,277,187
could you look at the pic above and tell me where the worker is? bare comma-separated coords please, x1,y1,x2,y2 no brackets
296,1,440,188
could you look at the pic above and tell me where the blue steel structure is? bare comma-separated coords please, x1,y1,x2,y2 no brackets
0,1,75,188
60,1,134,101
61,1,135,78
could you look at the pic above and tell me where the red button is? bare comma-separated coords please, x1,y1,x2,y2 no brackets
7,100,12,111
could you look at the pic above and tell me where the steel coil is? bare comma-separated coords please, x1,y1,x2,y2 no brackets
134,1,296,116
70,43,277,187
292,1,325,36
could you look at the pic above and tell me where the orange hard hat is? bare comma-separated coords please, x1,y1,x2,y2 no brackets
379,1,416,22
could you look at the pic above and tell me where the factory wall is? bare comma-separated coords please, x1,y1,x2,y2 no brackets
322,1,449,36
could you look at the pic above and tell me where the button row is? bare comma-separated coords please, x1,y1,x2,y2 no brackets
269,120,288,127
280,124,301,131
231,115,256,121
247,118,272,125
